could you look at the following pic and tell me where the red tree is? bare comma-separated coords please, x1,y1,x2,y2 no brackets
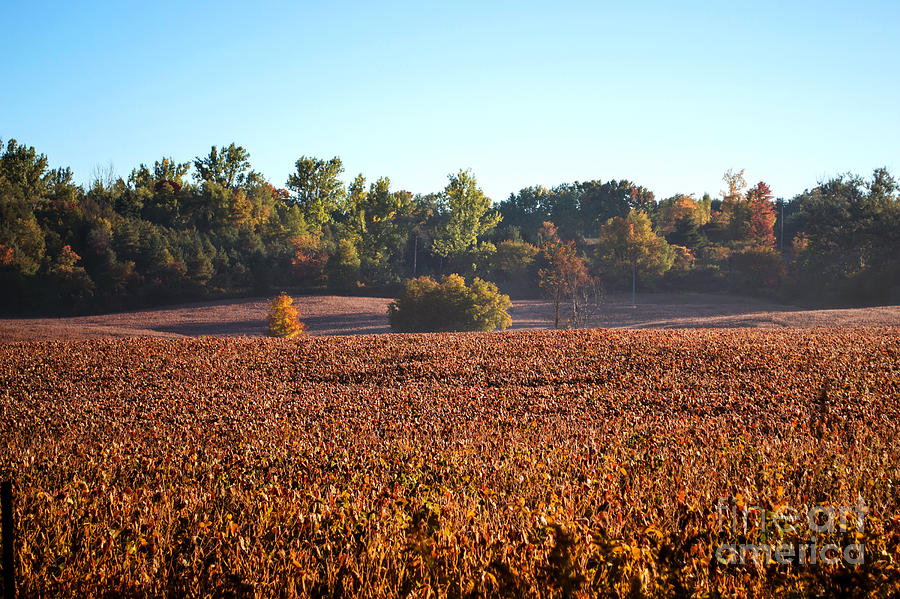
745,181,777,248
538,222,592,328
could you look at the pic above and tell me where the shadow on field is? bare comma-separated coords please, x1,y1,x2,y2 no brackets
149,312,393,337
300,312,391,336
151,319,267,337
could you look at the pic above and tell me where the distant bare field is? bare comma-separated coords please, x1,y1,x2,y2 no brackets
0,293,898,342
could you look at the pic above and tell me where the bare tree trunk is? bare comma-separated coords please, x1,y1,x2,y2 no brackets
570,275,579,328
554,286,561,329
632,255,637,308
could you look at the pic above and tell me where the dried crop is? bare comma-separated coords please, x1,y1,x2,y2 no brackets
1,328,899,597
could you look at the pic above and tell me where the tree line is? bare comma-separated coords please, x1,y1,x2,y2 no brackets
1,137,897,316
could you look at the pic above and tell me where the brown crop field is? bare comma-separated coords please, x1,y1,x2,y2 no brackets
2,328,899,597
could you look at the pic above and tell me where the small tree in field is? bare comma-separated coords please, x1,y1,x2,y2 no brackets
538,222,595,328
268,292,305,338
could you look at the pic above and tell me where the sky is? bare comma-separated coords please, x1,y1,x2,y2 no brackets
2,0,899,203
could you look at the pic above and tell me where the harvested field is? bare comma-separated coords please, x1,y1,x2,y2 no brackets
1,293,898,342
510,294,900,330
0,295,394,342
1,328,899,596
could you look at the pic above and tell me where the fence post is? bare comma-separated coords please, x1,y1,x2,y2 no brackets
2,481,14,599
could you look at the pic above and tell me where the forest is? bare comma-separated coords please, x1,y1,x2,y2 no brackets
1,137,898,315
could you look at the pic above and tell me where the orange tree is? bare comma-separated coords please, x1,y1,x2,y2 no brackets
268,292,305,337
538,222,592,328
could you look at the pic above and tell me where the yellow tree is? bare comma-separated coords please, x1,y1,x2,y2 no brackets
721,168,747,205
719,169,747,238
595,210,674,304
656,194,710,235
268,292,305,338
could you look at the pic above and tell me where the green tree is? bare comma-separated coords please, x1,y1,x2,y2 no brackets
491,239,539,288
730,246,786,291
360,177,412,283
0,140,49,275
340,173,368,245
286,156,345,230
124,157,192,227
47,244,95,307
498,179,655,242
580,180,655,237
497,185,551,243
388,274,511,332
129,157,191,189
327,238,361,289
404,192,440,277
0,138,49,201
791,169,899,301
0,176,46,275
193,143,255,188
546,184,582,240
431,170,501,262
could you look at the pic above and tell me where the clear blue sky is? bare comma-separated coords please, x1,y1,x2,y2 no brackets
3,0,898,202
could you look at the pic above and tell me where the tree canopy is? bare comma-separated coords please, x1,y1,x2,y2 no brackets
431,170,501,260
1,135,896,316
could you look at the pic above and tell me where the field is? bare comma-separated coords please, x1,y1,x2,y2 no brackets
2,328,899,597
1,293,899,342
